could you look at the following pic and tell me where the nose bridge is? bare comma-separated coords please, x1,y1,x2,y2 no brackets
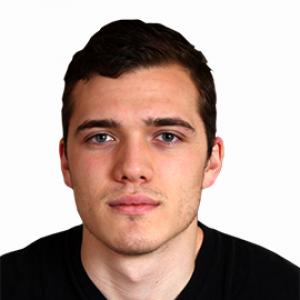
113,133,153,183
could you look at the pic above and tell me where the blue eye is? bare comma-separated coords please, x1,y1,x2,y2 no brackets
91,133,114,143
158,132,179,143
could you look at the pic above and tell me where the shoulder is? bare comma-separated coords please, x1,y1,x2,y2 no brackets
0,226,82,299
200,223,300,299
1,225,81,265
216,225,298,272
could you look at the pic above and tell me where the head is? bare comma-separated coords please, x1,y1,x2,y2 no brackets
62,19,216,157
60,20,223,256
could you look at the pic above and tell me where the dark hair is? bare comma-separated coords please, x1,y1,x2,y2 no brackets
62,19,217,156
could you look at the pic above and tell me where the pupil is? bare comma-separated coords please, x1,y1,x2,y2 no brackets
163,133,174,142
96,134,106,142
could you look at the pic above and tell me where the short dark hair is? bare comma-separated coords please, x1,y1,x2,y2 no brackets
62,19,217,156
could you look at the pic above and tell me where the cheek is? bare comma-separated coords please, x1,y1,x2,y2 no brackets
156,152,204,220
70,152,106,180
69,153,111,203
161,152,205,190
70,156,108,222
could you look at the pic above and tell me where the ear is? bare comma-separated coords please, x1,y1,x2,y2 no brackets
59,139,73,188
202,137,224,189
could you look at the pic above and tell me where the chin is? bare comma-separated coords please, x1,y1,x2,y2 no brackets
104,225,185,257
108,240,164,256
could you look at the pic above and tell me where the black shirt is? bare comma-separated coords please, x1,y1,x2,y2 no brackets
1,223,299,299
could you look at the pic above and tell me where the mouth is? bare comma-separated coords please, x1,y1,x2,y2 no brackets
108,195,160,216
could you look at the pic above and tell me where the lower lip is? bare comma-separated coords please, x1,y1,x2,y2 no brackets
109,204,158,215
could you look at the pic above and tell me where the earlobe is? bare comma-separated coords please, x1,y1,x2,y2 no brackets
202,137,224,189
59,139,73,188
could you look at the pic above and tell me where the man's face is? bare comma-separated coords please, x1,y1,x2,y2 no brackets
60,64,222,255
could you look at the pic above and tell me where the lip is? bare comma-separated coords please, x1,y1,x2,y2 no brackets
108,195,160,215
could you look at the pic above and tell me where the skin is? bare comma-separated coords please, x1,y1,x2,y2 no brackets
60,64,223,299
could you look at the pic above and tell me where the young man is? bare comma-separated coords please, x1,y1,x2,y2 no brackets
1,19,299,299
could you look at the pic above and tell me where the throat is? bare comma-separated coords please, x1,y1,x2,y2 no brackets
81,222,203,299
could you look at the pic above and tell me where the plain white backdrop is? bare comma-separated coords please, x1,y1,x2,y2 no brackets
0,1,299,266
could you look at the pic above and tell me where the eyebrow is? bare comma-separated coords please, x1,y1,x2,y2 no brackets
76,119,120,135
75,117,195,135
144,117,195,132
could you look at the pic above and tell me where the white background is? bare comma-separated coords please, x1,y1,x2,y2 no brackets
0,1,299,266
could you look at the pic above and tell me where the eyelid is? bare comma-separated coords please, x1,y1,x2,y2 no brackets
82,129,186,144
154,130,183,143
84,131,116,143
155,129,183,137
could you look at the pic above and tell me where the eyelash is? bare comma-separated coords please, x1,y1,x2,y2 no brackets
86,131,182,145
87,133,115,144
155,132,181,144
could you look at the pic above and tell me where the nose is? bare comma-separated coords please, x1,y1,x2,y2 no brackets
112,137,153,185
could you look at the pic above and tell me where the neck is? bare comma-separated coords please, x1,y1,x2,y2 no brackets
81,220,203,300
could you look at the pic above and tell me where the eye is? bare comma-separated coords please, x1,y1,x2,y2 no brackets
157,132,180,143
88,133,114,144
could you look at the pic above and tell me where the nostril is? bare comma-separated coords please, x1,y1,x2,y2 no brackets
122,175,147,180
120,174,147,182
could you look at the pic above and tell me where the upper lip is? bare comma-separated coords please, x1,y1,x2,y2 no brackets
108,195,160,206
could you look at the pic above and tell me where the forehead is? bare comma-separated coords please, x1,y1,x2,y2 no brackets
70,64,201,124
